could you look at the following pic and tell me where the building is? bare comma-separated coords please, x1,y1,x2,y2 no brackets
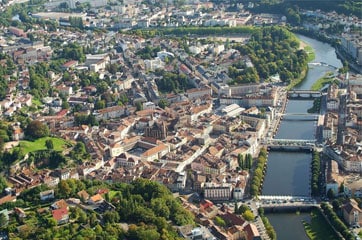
52,208,69,225
204,184,232,201
325,160,343,196
141,143,169,162
40,190,55,201
342,199,362,227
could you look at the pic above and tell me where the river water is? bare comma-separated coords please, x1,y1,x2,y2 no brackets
263,35,342,239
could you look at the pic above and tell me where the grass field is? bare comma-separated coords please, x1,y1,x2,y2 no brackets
19,137,70,155
303,209,339,240
304,45,316,62
310,72,337,91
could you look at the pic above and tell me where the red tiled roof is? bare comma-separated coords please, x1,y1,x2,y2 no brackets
52,208,68,221
57,109,68,117
62,60,78,68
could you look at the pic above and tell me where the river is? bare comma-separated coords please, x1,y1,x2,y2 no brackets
263,35,342,239
296,34,343,90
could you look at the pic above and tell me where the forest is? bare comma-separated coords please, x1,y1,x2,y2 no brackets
230,26,308,84
0,178,194,240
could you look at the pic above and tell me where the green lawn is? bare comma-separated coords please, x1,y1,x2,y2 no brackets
32,98,43,107
304,45,316,62
19,137,70,155
303,209,339,240
310,72,337,91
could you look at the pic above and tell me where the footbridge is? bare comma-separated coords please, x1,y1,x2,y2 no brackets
308,62,338,69
287,90,322,99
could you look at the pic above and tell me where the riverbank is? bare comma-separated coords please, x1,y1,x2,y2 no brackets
310,72,336,91
287,35,316,90
302,208,339,240
264,34,342,240
287,67,308,91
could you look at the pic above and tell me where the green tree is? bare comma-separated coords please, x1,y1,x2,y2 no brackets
25,120,50,139
151,198,170,219
0,212,7,227
78,209,87,224
214,216,226,227
103,211,120,224
238,154,244,169
238,204,249,214
243,210,255,221
47,217,57,227
45,139,54,150
58,180,72,198
0,175,8,193
339,182,345,194
158,98,169,109
327,188,335,199
136,102,143,111
94,100,106,110
61,101,70,109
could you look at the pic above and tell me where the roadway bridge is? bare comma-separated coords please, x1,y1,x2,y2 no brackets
267,139,316,151
259,195,312,201
282,114,319,121
258,195,318,209
278,113,319,117
268,139,316,146
279,113,319,121
287,90,322,99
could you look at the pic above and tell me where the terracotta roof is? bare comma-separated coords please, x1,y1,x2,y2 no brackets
53,199,68,209
0,195,16,205
142,144,168,157
244,223,260,240
52,208,68,221
62,60,78,68
77,190,90,200
343,199,362,214
90,194,104,203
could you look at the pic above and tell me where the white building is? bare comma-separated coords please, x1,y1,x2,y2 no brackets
144,57,165,71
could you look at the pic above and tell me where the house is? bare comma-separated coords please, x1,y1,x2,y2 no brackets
56,85,73,96
109,142,124,158
52,208,69,225
220,211,246,227
244,223,261,240
141,143,169,162
342,199,362,227
1,191,17,204
227,225,246,240
88,194,104,205
178,226,216,240
14,207,26,218
40,190,55,201
94,106,127,120
11,127,24,141
62,60,78,70
51,199,68,210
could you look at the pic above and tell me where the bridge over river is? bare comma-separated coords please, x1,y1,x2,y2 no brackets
258,195,318,209
277,113,320,121
267,139,316,151
308,62,339,69
287,90,322,99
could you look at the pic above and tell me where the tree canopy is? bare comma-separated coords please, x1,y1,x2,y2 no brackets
25,120,50,139
2,178,194,240
231,26,308,84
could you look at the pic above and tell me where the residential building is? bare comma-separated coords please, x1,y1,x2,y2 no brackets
342,199,362,227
